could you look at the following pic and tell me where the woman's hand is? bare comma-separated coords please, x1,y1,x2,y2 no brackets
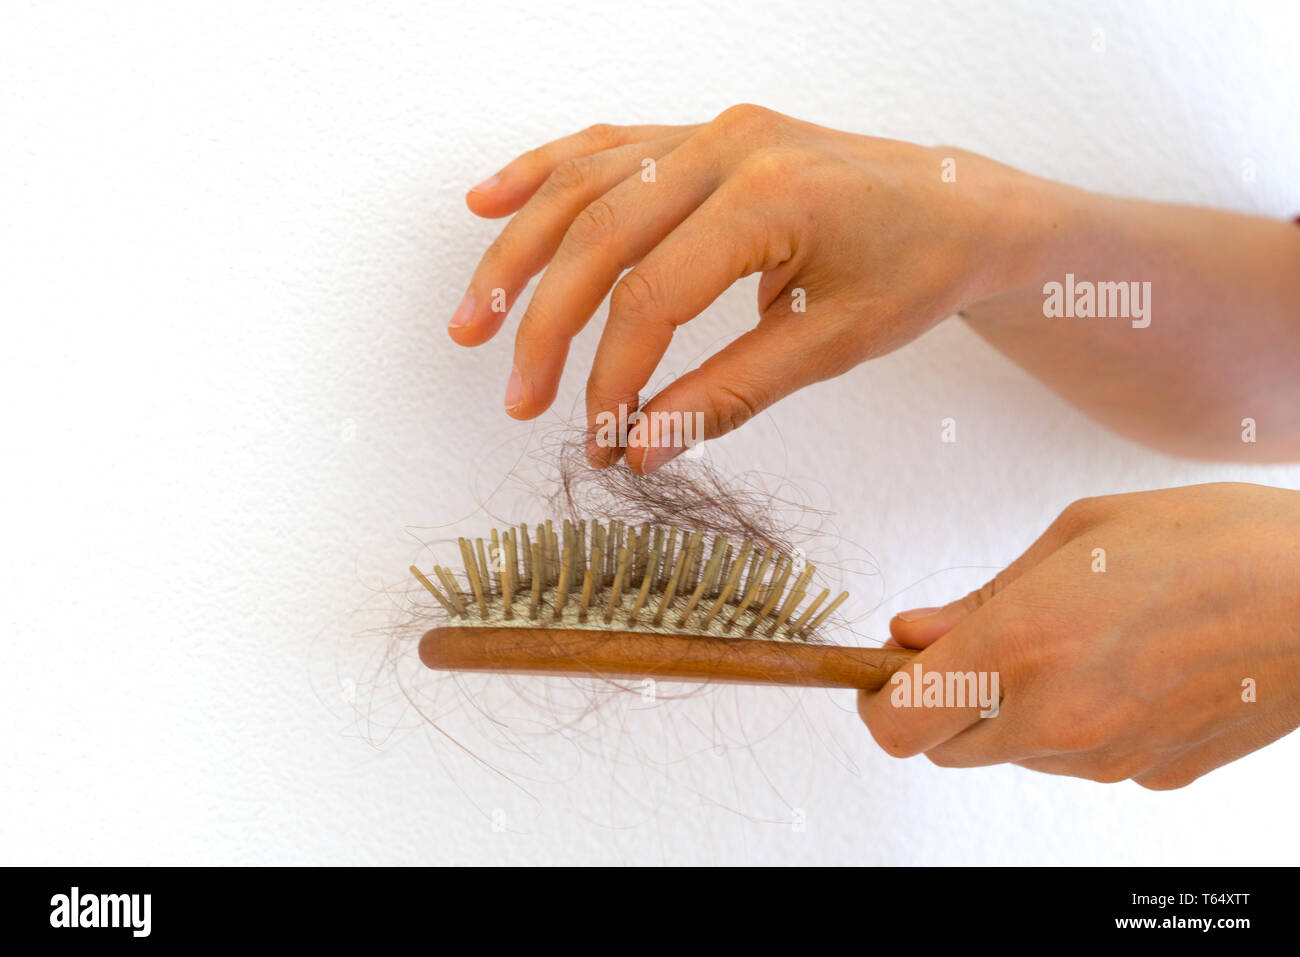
449,105,1059,472
859,482,1300,789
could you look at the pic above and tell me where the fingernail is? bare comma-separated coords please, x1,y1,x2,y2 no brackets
896,606,942,622
470,173,501,194
449,289,475,329
640,441,683,474
585,431,608,467
504,366,523,412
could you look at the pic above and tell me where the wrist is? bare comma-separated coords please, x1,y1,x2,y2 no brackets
958,155,1102,310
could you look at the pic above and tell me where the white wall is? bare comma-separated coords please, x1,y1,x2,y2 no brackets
2,0,1298,865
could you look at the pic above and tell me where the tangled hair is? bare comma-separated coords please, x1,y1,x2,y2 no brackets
549,433,805,557
317,427,891,832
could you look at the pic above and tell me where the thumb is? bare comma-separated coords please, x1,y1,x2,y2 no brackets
625,322,828,474
889,502,1091,647
889,578,1006,649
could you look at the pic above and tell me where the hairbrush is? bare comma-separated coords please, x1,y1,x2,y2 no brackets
412,519,915,689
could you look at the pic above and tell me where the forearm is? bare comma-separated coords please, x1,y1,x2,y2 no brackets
962,177,1300,460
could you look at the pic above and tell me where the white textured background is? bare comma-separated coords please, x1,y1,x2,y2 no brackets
2,0,1298,865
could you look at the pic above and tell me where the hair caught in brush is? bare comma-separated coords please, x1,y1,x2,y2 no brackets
410,431,873,650
550,432,804,558
325,428,884,819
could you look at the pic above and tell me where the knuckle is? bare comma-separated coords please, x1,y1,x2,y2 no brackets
519,144,548,172
739,147,803,187
581,122,620,148
712,102,776,137
1081,767,1128,785
924,749,965,769
1055,496,1108,538
866,707,920,759
1079,760,1130,785
1136,767,1197,791
1043,725,1099,754
955,569,1035,628
707,382,764,436
610,268,660,319
585,377,636,414
516,299,559,350
962,572,1008,611
568,197,620,249
480,233,515,272
545,156,597,196
1087,753,1153,784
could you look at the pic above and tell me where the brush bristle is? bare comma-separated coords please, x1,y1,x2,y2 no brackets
411,519,848,642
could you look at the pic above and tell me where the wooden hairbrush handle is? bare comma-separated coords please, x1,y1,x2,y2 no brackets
420,626,917,690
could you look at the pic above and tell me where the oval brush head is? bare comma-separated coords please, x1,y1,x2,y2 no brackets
412,519,915,690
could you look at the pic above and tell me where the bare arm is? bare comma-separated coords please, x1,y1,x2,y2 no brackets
961,178,1300,460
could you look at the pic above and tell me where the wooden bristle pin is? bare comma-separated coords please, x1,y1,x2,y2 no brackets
726,547,772,630
518,523,532,587
577,565,593,623
554,530,574,619
787,587,827,638
434,565,468,617
700,539,751,628
527,542,543,620
604,546,630,623
608,521,621,582
649,526,664,582
504,529,519,598
767,563,815,637
545,520,555,584
500,530,515,620
659,527,679,589
803,589,850,637
635,523,650,582
459,538,488,618
534,522,545,588
711,544,733,600
580,539,601,623
651,536,689,627
742,547,763,598
590,522,604,586
575,520,587,578
675,534,726,628
746,559,792,635
626,535,663,626
475,537,492,598
410,566,455,616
